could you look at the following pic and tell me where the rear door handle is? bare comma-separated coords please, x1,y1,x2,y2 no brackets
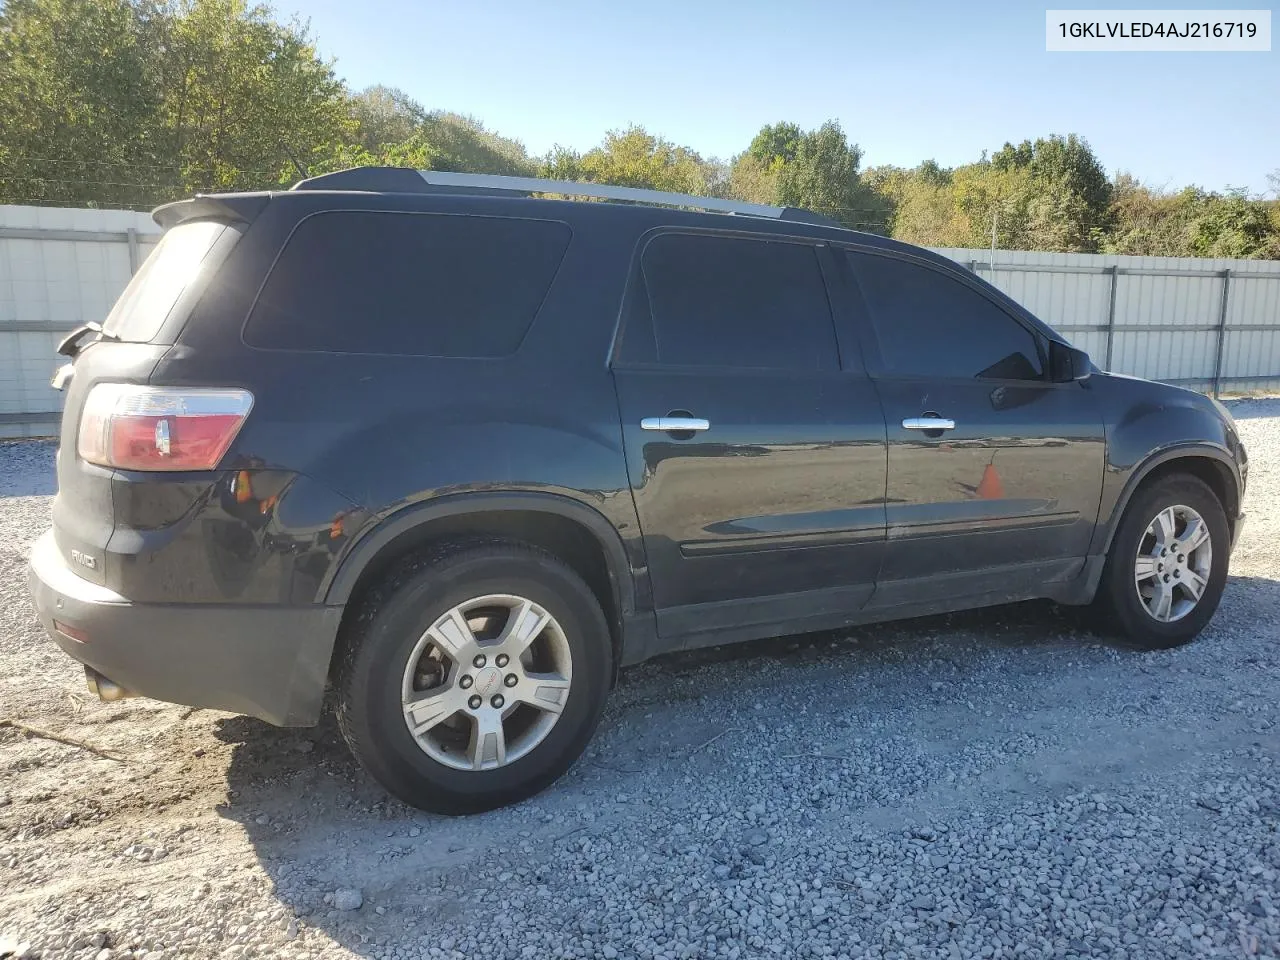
641,417,710,432
902,417,956,431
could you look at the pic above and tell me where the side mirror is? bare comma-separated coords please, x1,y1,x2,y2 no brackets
1049,340,1091,382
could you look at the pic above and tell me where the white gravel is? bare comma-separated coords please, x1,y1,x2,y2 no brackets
1,400,1278,960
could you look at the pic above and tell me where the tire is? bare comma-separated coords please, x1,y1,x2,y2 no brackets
335,539,613,814
1094,474,1229,649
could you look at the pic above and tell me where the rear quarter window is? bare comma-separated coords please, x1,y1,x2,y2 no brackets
242,211,571,356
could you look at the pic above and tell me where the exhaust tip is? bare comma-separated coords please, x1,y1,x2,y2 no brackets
85,666,137,702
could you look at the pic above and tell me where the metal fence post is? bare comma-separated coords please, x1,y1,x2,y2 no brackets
1103,265,1119,370
968,259,978,274
1212,268,1232,399
126,227,140,274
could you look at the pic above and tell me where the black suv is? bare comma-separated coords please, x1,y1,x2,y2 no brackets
28,168,1247,813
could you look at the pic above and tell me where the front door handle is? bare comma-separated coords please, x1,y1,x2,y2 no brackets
902,416,956,431
641,417,711,432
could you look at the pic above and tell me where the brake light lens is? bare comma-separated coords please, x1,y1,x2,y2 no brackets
77,384,254,471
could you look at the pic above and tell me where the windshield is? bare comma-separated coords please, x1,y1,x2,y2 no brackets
102,220,229,342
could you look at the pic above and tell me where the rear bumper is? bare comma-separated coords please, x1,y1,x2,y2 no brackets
27,530,342,726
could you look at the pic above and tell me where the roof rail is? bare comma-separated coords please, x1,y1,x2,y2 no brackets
417,171,785,219
290,166,843,227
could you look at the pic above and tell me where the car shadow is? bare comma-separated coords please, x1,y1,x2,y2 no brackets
214,573,1279,956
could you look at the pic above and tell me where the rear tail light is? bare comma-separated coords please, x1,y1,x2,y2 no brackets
77,384,254,471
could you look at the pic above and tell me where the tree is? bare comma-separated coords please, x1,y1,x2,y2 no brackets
0,0,168,207
309,106,536,178
950,160,1035,249
730,120,884,231
915,159,951,187
990,134,1111,251
348,85,426,153
155,0,353,192
726,152,779,206
539,145,586,182
417,112,534,176
747,122,803,166
774,121,863,221
1101,176,1196,256
868,135,1124,253
2,4,1275,259
1101,179,1280,259
1187,188,1279,259
540,126,710,195
0,0,353,205
865,162,969,247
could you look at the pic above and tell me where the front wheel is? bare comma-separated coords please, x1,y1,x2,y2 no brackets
1094,474,1230,649
335,540,613,814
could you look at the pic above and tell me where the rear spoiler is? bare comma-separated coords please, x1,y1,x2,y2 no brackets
152,193,271,230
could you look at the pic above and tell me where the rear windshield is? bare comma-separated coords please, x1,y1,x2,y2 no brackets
242,211,571,357
102,220,229,342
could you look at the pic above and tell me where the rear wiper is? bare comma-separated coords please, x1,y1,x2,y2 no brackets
56,322,119,359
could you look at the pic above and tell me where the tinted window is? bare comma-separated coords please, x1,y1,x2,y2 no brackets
639,233,837,371
849,253,1043,380
244,211,570,355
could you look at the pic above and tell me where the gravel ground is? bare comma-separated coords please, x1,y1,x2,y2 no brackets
1,401,1278,960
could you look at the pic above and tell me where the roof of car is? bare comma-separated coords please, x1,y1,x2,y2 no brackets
285,167,935,256
155,166,955,269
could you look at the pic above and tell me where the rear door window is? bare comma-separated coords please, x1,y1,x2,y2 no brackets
103,220,229,342
243,211,571,356
630,232,838,371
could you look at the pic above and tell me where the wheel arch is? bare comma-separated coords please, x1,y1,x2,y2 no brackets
1097,444,1241,556
323,492,637,671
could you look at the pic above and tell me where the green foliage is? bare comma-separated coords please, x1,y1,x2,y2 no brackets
859,136,1280,260
774,122,862,220
1101,177,1200,257
949,161,1035,248
539,126,710,195
747,122,803,165
347,86,427,153
1,1,1275,258
1100,180,1280,259
159,0,354,193
988,134,1111,250
867,162,968,247
309,107,535,178
538,145,586,182
726,153,778,206
732,121,887,231
1186,189,1278,259
0,0,165,206
0,0,351,204
864,138,1116,252
418,112,535,176
916,160,951,187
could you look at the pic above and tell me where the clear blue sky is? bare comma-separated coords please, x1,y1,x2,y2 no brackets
281,0,1277,193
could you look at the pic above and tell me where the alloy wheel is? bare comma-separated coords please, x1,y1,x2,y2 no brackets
1133,504,1213,623
399,594,573,771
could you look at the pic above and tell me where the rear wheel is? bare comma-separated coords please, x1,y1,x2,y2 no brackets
1094,475,1229,649
336,540,613,814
